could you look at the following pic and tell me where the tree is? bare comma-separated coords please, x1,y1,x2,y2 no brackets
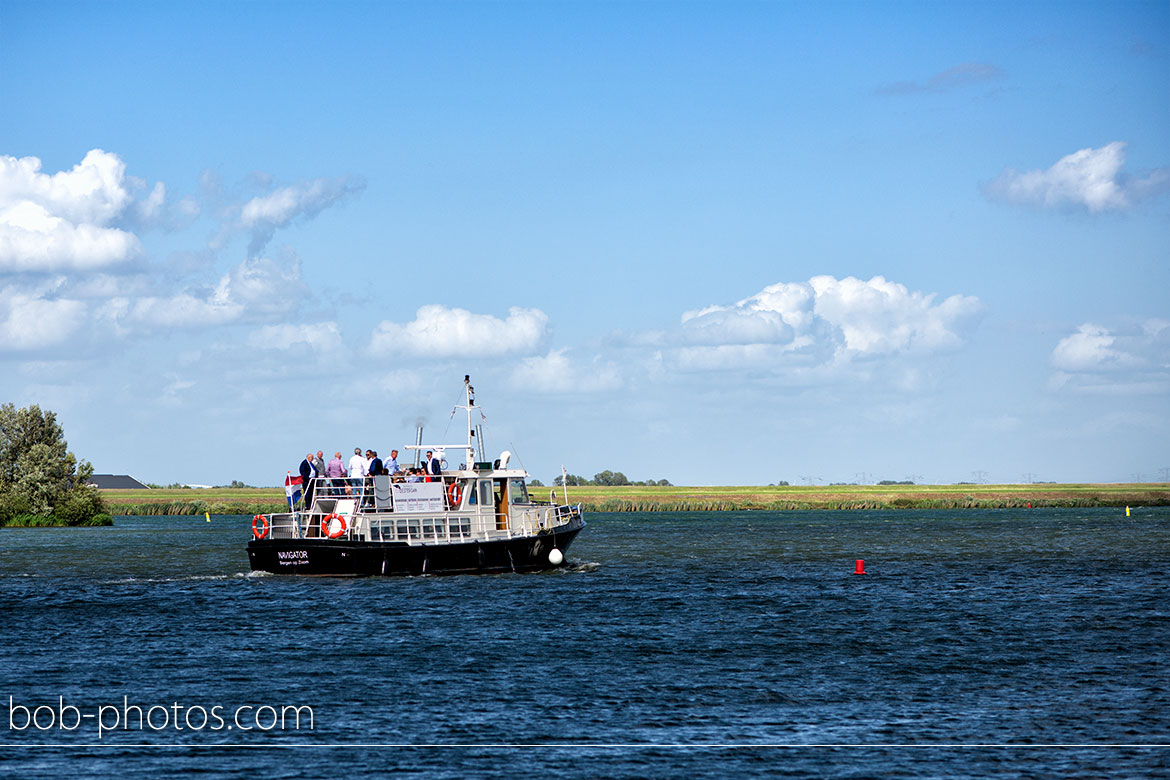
0,403,107,525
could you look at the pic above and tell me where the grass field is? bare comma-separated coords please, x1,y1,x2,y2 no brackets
101,483,1170,515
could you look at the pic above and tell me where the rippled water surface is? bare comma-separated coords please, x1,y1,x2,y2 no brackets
2,509,1168,778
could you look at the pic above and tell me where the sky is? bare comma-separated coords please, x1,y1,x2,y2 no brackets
1,0,1167,487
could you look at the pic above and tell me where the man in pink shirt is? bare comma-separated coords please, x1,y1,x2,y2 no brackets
325,451,346,495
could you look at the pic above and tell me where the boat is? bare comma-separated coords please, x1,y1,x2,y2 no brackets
246,376,585,576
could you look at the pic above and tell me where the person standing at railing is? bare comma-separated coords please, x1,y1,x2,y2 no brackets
387,449,401,475
348,447,368,498
325,451,346,496
299,453,317,507
364,450,384,508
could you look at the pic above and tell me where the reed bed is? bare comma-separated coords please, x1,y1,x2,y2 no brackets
106,500,287,516
102,483,1169,516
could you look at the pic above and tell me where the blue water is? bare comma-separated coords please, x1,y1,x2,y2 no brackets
2,509,1169,778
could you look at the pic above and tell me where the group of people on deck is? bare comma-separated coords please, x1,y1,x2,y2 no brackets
297,448,443,506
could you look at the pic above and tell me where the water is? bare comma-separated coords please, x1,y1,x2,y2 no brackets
2,509,1169,778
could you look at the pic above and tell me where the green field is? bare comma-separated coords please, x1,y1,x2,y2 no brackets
102,483,1170,515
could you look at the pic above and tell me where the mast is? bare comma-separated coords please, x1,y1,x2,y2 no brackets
404,376,481,469
460,375,478,469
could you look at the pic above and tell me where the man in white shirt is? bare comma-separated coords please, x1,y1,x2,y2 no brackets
348,447,367,499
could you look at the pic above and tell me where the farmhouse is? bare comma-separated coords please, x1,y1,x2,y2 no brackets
88,474,150,490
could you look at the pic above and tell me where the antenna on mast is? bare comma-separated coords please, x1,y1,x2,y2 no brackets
457,375,479,470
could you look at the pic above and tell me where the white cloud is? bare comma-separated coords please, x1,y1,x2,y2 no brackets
0,149,145,271
0,201,141,271
673,275,981,371
217,255,308,314
248,322,343,352
135,181,166,223
238,175,365,256
811,275,980,353
0,149,131,224
117,256,308,330
512,348,622,393
0,287,87,351
369,305,550,358
984,142,1170,213
1049,319,1169,394
1051,323,1132,372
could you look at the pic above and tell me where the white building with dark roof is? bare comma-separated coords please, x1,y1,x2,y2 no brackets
88,474,150,490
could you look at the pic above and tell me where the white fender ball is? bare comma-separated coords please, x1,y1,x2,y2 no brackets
548,548,564,565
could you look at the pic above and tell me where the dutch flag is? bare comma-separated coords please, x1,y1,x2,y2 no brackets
285,473,303,509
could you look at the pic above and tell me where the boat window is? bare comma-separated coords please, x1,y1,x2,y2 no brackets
509,478,529,504
478,480,492,507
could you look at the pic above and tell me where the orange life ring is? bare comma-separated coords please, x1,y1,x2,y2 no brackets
321,512,347,539
447,482,462,507
252,514,269,539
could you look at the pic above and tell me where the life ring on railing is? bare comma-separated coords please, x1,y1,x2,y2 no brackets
321,512,347,539
447,482,462,508
252,514,269,539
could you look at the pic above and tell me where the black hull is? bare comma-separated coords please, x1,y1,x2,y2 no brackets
247,521,584,577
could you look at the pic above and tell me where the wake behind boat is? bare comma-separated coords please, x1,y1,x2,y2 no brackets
247,376,585,576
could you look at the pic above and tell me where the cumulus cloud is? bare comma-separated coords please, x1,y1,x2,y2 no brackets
511,348,622,393
0,149,131,224
877,62,1004,95
0,287,87,351
369,305,550,358
1051,323,1135,372
672,275,982,372
0,150,143,271
984,142,1170,212
1050,320,1169,394
238,175,366,256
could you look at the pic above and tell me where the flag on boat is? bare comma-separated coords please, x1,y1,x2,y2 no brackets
285,473,303,509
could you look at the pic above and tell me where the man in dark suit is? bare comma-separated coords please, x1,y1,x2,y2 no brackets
369,451,384,478
299,453,316,507
425,450,442,481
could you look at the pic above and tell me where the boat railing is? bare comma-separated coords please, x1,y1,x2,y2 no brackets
265,477,581,543
264,512,301,539
298,475,463,511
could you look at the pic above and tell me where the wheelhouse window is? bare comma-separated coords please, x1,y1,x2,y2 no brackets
508,478,530,504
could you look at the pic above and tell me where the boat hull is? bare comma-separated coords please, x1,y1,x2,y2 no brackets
247,520,584,576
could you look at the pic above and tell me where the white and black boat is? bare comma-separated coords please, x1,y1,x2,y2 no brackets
247,376,585,576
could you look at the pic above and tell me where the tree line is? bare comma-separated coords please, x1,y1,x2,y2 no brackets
0,403,110,526
547,470,672,487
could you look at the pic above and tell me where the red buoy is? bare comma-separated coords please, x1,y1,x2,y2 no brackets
854,559,865,575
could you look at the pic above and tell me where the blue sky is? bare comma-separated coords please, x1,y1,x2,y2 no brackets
2,0,1167,487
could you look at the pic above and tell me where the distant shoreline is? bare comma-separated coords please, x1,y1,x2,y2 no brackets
101,483,1170,515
